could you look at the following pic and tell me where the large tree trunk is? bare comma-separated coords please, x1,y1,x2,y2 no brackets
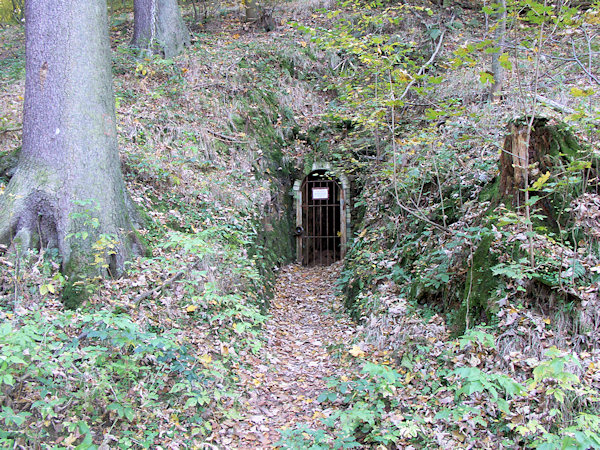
0,0,142,290
131,0,190,59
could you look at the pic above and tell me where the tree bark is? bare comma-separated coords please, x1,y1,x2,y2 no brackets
0,0,142,285
244,0,259,23
500,121,533,205
131,0,190,59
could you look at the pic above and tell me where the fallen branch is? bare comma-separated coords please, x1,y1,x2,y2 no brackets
397,202,450,233
0,127,22,134
535,94,575,115
133,270,185,307
205,128,248,144
192,82,225,90
535,94,600,124
362,154,385,161
133,256,207,307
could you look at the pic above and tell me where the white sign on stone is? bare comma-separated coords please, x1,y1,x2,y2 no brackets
312,187,329,200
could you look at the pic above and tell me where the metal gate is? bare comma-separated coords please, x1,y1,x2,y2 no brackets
300,172,342,266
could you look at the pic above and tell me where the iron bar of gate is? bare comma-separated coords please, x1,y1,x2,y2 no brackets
325,180,329,264
303,180,308,265
307,180,310,265
300,176,343,266
317,180,327,266
312,180,316,264
319,179,323,265
332,182,336,262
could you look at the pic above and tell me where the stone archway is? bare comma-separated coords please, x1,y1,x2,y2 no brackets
293,163,350,266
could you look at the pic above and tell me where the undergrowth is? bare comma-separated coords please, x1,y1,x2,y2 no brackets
0,223,270,447
1,0,600,448
279,0,600,448
0,2,325,446
279,326,600,449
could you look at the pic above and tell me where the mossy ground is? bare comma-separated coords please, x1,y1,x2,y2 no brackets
455,233,499,335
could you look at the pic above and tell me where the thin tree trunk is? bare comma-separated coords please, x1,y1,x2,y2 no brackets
190,0,198,23
489,0,506,101
0,0,142,298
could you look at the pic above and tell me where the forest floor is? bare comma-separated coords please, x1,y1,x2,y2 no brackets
219,263,357,448
1,2,600,448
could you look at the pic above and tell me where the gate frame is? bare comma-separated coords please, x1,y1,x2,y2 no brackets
292,162,350,264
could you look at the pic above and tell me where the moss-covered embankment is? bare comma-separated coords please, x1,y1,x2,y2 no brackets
339,119,598,334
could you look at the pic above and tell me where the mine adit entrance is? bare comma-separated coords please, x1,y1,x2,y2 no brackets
295,169,348,266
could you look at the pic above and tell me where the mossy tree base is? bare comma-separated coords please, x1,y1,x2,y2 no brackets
0,146,19,182
0,0,144,308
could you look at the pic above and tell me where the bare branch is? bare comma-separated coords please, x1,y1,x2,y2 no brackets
396,202,450,233
205,128,248,144
570,38,600,85
396,14,454,104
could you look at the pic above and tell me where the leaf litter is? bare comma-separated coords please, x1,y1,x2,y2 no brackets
220,262,358,448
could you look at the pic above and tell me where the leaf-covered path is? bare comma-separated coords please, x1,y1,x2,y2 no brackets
219,263,357,448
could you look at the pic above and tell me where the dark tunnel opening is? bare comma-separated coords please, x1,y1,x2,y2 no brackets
300,170,342,266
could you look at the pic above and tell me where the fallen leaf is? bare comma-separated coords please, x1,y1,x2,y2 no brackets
349,345,365,358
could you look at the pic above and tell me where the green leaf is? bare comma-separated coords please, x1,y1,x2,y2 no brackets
499,52,512,70
75,432,94,450
184,397,198,409
479,71,494,85
525,195,541,206
317,392,331,403
434,409,452,420
571,87,595,97
497,398,510,414
428,28,441,40
124,407,135,422
425,109,445,120
108,403,124,417
2,374,15,386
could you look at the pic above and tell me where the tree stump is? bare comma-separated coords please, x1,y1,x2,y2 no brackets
500,118,551,206
499,117,590,226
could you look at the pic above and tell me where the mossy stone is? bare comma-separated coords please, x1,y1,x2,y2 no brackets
454,234,501,335
548,124,581,159
61,278,90,309
478,177,500,207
